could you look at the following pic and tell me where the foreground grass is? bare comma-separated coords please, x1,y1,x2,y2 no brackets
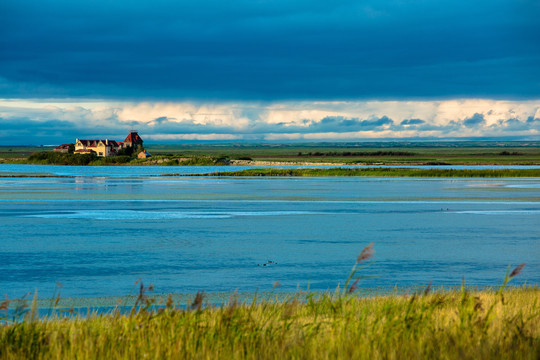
1,287,538,359
189,167,540,177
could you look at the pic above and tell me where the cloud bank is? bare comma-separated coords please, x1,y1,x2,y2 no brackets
1,99,538,144
0,0,539,100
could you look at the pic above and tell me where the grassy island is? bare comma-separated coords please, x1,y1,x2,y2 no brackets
1,287,538,359
178,167,540,177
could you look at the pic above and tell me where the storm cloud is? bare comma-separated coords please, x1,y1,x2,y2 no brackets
463,113,486,127
1,0,539,100
1,1,539,143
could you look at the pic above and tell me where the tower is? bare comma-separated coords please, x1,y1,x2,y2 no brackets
123,130,143,148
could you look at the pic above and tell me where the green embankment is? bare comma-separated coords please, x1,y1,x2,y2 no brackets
1,287,538,359
186,167,540,177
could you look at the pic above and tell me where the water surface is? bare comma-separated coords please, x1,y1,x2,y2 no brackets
0,165,538,299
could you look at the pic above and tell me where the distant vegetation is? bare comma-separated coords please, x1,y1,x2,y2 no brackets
499,151,522,156
26,152,133,166
27,152,101,166
190,167,540,177
1,142,539,166
297,151,416,156
136,143,540,165
19,151,234,166
178,156,230,166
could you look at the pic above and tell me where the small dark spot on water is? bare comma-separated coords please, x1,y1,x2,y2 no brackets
257,260,277,267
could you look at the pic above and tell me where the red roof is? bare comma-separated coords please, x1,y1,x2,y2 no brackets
124,132,143,144
55,144,70,150
77,140,119,147
78,140,99,147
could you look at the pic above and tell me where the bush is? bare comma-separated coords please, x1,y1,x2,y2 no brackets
102,156,133,164
27,152,98,165
117,146,134,156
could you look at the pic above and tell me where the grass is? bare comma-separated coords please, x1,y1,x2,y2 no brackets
0,287,538,359
184,167,540,177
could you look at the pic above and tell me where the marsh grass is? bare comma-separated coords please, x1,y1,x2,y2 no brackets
0,287,538,359
180,167,540,177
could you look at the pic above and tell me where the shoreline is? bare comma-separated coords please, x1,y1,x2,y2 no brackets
5,284,535,313
2,167,540,178
6,285,472,311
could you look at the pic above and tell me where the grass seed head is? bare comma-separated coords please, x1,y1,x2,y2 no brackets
357,242,375,263
348,278,360,293
191,291,205,311
423,281,432,296
510,263,525,278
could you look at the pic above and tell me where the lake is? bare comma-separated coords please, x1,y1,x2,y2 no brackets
0,164,539,299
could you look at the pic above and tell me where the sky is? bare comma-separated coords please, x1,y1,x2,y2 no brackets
1,0,539,144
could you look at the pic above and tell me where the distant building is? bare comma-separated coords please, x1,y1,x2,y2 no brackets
74,139,120,157
68,131,144,157
54,144,71,153
137,150,152,159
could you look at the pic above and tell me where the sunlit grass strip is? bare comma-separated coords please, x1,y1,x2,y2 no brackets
0,287,538,359
185,167,540,177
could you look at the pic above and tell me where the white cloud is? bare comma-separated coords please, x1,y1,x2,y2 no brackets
116,102,250,129
147,133,243,141
1,98,539,142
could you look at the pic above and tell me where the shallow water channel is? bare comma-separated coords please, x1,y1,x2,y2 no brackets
0,165,538,301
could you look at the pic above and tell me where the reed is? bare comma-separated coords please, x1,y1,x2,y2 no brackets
0,287,538,359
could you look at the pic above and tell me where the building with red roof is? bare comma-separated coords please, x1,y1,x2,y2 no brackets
70,131,144,157
53,144,71,153
123,131,143,149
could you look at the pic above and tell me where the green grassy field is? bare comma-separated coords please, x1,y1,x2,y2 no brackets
0,146,51,160
1,142,540,165
1,287,538,359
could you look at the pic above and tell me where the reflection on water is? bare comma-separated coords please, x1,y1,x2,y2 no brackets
0,165,538,299
24,210,318,220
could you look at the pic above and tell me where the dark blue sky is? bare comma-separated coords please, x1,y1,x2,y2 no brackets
1,0,539,100
1,1,539,144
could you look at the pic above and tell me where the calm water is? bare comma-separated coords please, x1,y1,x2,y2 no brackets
0,164,539,299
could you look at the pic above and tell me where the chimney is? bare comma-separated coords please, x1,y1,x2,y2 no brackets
106,139,109,145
